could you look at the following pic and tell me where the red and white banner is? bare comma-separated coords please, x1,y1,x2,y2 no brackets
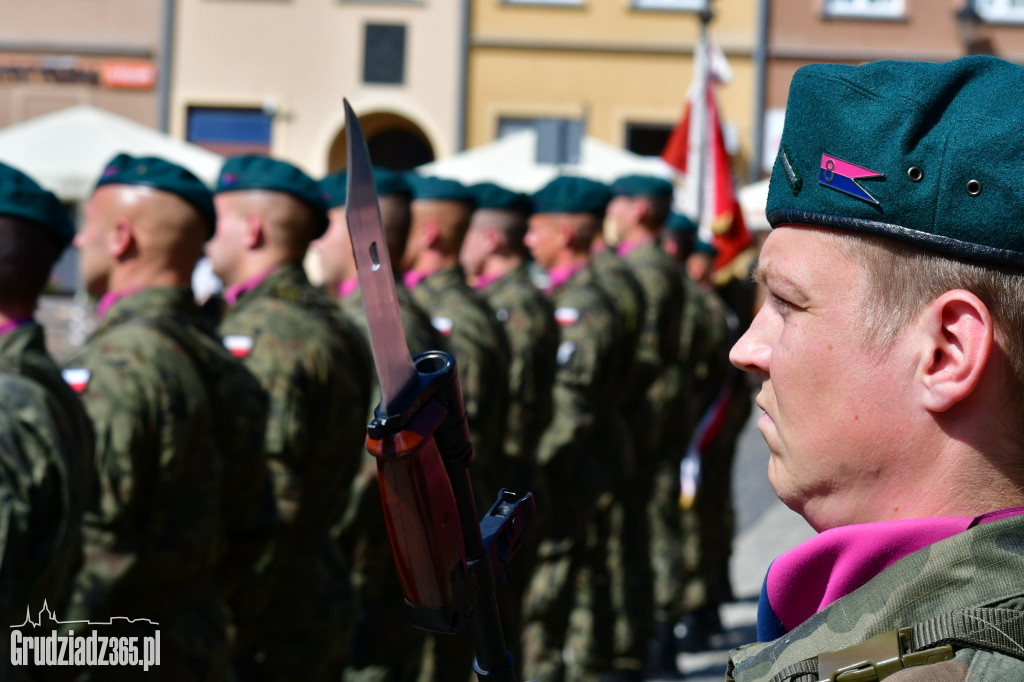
662,38,752,274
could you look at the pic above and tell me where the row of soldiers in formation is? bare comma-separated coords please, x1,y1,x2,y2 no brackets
0,149,752,682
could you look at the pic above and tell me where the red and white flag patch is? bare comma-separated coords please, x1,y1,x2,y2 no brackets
554,307,580,326
431,317,454,337
62,368,91,394
223,335,254,358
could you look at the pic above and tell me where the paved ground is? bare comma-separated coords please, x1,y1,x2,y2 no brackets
651,393,816,682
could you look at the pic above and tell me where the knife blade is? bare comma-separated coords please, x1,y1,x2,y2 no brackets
344,99,418,413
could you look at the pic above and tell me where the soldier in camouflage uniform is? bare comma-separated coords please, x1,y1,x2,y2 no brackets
400,174,510,681
520,176,622,682
208,156,373,682
728,58,1024,681
0,162,94,680
460,181,558,678
64,154,272,681
607,175,687,678
314,167,439,682
660,215,736,655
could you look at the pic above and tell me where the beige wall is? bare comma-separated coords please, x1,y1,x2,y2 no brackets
0,0,162,128
170,0,464,176
766,0,1024,109
467,0,759,176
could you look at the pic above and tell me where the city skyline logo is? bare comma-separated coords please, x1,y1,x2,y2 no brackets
11,600,159,629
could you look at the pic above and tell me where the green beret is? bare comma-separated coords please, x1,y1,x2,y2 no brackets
0,161,74,251
532,176,611,215
374,167,411,197
611,174,674,198
468,182,532,213
97,153,216,238
216,155,329,237
319,169,347,209
407,175,475,205
695,240,718,256
665,211,698,233
768,56,1024,267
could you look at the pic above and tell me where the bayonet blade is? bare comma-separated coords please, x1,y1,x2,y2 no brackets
344,99,417,413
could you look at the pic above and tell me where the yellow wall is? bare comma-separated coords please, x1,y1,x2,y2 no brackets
467,0,759,174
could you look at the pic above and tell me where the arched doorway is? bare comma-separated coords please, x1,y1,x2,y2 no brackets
326,111,435,172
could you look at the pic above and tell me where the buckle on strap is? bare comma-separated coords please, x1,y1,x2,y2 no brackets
818,627,955,682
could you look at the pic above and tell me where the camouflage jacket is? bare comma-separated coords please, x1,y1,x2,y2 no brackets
0,322,94,627
410,265,510,512
482,264,557,472
622,242,684,458
728,513,1024,681
63,288,226,620
219,264,372,545
537,264,622,492
591,248,644,406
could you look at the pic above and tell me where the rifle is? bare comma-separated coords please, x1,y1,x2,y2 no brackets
344,100,534,681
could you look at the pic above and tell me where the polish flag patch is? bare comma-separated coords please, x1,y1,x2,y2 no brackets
431,317,454,337
554,307,580,326
62,369,91,394
223,335,254,358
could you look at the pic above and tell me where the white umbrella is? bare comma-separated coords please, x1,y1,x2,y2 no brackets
0,105,223,200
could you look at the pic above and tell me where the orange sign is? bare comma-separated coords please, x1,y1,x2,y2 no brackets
100,61,156,90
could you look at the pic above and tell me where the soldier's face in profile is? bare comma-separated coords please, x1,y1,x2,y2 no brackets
524,214,562,270
207,194,246,285
311,206,355,286
729,226,915,531
76,187,117,298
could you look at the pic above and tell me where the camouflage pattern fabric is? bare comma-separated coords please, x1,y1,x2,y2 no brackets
0,322,94,681
409,265,511,682
480,263,558,679
63,287,231,681
219,264,373,682
728,513,1024,681
336,280,444,682
128,305,276,623
521,264,622,682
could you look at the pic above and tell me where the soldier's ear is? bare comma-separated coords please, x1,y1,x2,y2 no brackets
422,219,442,248
916,289,993,413
243,213,264,249
110,217,135,259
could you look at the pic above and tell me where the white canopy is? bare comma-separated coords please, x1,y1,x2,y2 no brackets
417,129,674,193
738,178,770,232
0,105,223,201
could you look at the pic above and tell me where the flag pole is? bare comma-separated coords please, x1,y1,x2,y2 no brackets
694,2,714,240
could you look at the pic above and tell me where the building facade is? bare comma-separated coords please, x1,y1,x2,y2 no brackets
0,0,166,129
169,0,468,176
761,0,1024,176
466,0,760,178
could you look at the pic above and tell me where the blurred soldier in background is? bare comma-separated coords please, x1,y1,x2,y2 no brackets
660,212,737,659
0,161,94,682
64,154,253,681
315,166,440,682
209,155,372,682
460,181,558,678
520,176,622,682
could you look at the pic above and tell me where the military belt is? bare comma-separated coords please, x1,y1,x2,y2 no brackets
767,607,1024,682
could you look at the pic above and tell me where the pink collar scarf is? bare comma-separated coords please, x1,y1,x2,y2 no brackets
757,505,1024,641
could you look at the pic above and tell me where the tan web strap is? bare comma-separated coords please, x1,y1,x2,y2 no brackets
769,608,1024,682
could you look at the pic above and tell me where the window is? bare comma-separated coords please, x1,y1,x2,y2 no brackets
363,24,406,85
631,0,708,11
625,123,674,157
498,117,584,165
976,0,1024,22
186,107,273,156
824,0,905,19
